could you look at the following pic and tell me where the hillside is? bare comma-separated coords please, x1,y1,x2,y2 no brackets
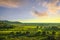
0,20,22,24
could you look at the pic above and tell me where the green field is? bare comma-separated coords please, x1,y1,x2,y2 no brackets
0,20,60,40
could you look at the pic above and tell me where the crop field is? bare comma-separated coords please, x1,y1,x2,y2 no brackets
0,21,60,40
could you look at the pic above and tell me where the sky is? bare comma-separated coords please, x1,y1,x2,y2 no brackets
0,0,60,23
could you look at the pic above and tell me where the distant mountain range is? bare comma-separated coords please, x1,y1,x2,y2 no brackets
0,20,22,24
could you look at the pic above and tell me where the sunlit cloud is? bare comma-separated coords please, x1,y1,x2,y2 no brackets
36,0,60,14
31,0,60,18
0,0,19,8
31,9,48,17
46,0,60,14
0,0,29,8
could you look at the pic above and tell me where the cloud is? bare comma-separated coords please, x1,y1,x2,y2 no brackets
0,0,19,8
32,10,48,17
46,0,60,14
32,0,60,17
0,0,28,8
37,0,60,14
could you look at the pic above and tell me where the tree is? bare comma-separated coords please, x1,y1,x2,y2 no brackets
41,31,46,36
46,31,50,35
52,31,56,35
37,26,39,29
46,35,56,40
16,31,22,36
56,35,60,40
25,31,30,36
9,32,15,38
35,31,41,36
0,37,5,40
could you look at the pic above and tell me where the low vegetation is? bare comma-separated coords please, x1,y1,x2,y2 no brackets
0,20,60,40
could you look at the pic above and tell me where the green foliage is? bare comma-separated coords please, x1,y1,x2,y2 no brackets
46,35,56,40
0,20,60,40
0,21,15,30
34,31,41,36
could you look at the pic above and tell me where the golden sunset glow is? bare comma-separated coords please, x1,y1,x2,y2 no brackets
20,17,60,23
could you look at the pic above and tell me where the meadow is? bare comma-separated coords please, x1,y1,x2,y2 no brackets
0,20,60,40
